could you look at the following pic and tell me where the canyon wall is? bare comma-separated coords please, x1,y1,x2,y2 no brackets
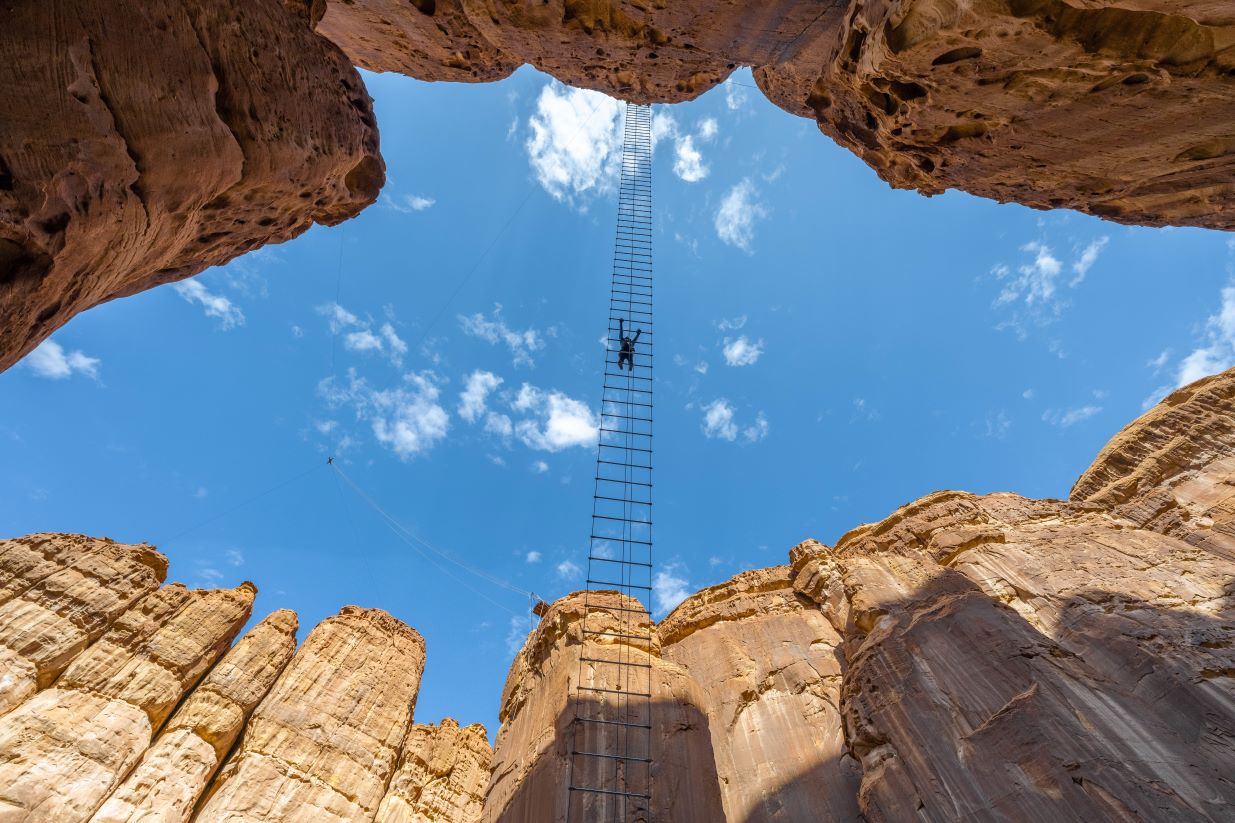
4,0,1235,372
0,368,1232,821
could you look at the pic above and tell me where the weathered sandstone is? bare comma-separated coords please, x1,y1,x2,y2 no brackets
375,718,492,823
0,0,383,371
659,566,862,823
195,606,426,823
89,609,298,823
484,591,725,823
0,582,255,823
0,535,166,714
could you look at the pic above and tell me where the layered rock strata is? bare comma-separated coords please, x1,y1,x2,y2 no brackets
5,1,1235,375
0,0,383,371
483,591,726,823
90,609,299,823
376,718,492,823
195,606,427,823
0,581,255,822
0,534,167,714
659,566,862,823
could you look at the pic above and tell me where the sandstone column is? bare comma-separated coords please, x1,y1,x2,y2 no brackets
482,591,725,823
194,606,425,823
0,535,167,714
89,609,299,823
0,582,255,822
659,565,861,822
375,718,492,823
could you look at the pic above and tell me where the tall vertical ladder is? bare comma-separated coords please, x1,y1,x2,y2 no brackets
566,102,655,823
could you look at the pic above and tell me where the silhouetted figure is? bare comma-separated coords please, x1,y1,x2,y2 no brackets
617,318,642,372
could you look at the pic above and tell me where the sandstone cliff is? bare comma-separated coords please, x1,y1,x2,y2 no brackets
5,0,1235,373
0,368,1234,820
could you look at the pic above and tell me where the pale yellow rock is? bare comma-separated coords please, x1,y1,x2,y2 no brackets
0,583,254,823
483,592,725,823
0,536,167,714
375,718,491,823
89,609,298,823
659,567,861,823
195,606,425,823
0,688,151,823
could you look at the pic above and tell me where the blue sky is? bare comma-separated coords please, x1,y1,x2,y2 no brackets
4,66,1235,737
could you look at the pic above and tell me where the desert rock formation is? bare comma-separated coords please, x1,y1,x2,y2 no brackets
4,0,1235,372
0,368,1233,820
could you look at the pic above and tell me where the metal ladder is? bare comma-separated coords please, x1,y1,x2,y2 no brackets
566,102,655,823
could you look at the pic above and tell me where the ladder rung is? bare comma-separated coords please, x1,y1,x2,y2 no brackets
593,477,653,488
593,494,652,506
591,513,652,525
580,685,653,697
581,655,652,666
589,536,652,546
587,579,652,590
572,750,651,763
588,555,653,568
569,787,652,800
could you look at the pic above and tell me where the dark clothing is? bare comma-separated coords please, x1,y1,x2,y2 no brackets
618,319,642,371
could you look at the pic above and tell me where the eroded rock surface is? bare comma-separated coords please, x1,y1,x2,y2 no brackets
484,591,725,823
0,0,383,371
659,566,861,823
195,605,426,823
376,717,492,823
0,582,255,823
89,609,298,823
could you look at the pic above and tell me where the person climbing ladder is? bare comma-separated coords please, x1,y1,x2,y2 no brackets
617,317,642,372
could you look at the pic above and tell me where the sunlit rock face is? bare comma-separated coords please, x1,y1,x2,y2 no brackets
0,0,383,372
0,368,1232,820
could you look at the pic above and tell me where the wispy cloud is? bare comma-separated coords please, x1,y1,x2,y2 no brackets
511,384,598,452
173,279,245,330
526,82,622,208
380,193,436,213
318,303,408,366
525,550,542,563
458,370,503,424
1070,237,1109,287
458,305,547,368
23,339,100,381
319,369,450,460
653,563,692,617
722,335,764,367
701,399,768,443
1042,405,1103,427
715,316,747,332
991,234,1109,337
723,78,749,111
715,178,767,253
556,559,582,580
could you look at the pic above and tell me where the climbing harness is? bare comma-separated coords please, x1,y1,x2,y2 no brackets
566,102,655,823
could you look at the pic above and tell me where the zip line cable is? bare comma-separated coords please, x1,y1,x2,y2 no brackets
330,462,534,611
159,460,326,545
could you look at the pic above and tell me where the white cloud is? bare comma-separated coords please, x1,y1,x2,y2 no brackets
485,412,514,438
1070,236,1109,286
653,563,692,617
526,83,622,206
1177,284,1235,385
697,117,718,141
321,369,450,460
716,315,747,332
173,279,244,330
459,305,546,368
1022,389,1035,400
995,241,1062,308
715,178,767,253
722,335,764,367
223,549,244,567
673,135,708,182
506,614,531,656
743,413,770,443
320,304,407,366
380,193,435,213
556,559,582,580
23,340,101,381
531,460,549,474
291,324,305,338
695,361,709,375
458,370,503,423
1042,405,1103,427
701,399,738,441
1147,349,1171,372
511,384,598,452
525,550,542,563
724,78,749,111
